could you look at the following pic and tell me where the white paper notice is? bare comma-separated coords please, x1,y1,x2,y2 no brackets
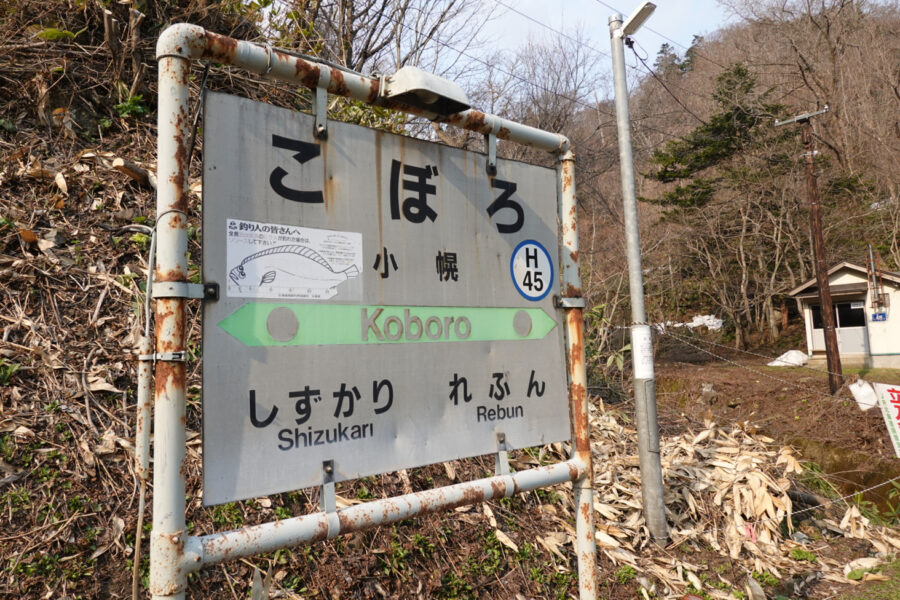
226,219,362,300
632,325,654,380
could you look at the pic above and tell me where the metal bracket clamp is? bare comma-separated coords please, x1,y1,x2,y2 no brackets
313,85,331,140
321,460,340,539
152,282,205,299
494,432,510,476
485,120,500,176
138,351,188,363
555,296,586,308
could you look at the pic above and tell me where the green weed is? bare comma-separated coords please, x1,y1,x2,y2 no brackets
753,571,779,586
615,564,636,584
211,502,243,529
115,95,150,119
378,540,409,576
436,571,475,600
789,548,817,563
412,533,434,557
2,487,30,514
0,359,20,385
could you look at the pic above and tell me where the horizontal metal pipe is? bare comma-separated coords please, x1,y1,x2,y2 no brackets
156,24,569,154
189,459,585,569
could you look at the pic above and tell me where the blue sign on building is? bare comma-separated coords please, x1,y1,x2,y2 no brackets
872,312,888,322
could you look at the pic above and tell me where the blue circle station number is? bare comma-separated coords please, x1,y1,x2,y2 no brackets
510,240,554,301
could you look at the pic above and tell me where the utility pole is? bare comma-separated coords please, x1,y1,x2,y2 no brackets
776,107,843,394
609,2,668,543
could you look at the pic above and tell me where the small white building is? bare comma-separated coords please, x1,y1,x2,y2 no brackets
788,261,900,368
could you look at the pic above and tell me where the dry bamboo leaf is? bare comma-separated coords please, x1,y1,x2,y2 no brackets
843,556,881,577
334,495,362,508
594,530,620,548
603,547,637,565
482,503,497,528
87,375,123,394
54,171,67,195
879,533,900,550
95,429,117,455
693,429,713,444
685,570,703,590
594,502,622,520
494,529,518,552
442,461,457,481
538,532,568,559
13,425,34,440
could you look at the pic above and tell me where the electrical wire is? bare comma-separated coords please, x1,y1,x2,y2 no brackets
657,327,851,403
659,325,851,381
628,40,708,125
265,0,687,142
494,0,718,107
591,0,727,69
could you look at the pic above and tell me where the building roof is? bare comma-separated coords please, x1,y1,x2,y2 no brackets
792,282,868,300
788,261,900,298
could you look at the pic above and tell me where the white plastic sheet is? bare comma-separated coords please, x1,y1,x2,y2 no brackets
849,379,878,411
766,350,809,367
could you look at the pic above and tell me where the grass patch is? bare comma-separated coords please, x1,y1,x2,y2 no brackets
836,557,900,600
844,367,900,385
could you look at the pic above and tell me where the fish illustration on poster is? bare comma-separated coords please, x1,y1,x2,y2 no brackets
226,219,362,300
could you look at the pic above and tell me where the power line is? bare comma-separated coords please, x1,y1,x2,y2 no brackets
628,41,708,125
657,327,853,404
591,0,727,69
494,0,613,65
494,0,718,105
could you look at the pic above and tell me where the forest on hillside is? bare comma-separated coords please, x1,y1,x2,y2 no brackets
2,0,898,362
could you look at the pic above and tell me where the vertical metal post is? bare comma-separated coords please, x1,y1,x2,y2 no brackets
151,51,192,600
609,13,668,543
134,337,152,600
803,123,843,394
559,150,598,599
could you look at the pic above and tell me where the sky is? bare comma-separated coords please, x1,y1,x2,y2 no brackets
484,0,737,73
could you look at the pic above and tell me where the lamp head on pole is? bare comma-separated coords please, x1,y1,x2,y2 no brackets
622,1,656,35
379,66,470,117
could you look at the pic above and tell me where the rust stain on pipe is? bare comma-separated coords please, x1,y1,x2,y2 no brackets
564,283,582,298
567,309,592,459
201,31,238,62
329,68,350,97
366,78,381,104
293,60,321,89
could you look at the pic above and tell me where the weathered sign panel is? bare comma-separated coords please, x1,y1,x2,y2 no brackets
875,383,900,458
202,92,569,505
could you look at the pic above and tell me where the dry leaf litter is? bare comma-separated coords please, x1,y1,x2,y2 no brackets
497,407,900,599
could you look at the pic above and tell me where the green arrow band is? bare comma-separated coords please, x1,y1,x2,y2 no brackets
218,303,558,347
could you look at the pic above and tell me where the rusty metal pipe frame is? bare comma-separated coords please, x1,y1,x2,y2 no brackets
151,49,191,599
156,24,568,154
179,459,585,568
559,151,598,599
154,24,596,599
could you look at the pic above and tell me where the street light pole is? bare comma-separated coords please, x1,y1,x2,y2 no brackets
608,4,668,544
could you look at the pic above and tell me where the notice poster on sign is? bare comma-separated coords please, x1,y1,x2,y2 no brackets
201,92,570,505
225,219,362,301
874,383,900,458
